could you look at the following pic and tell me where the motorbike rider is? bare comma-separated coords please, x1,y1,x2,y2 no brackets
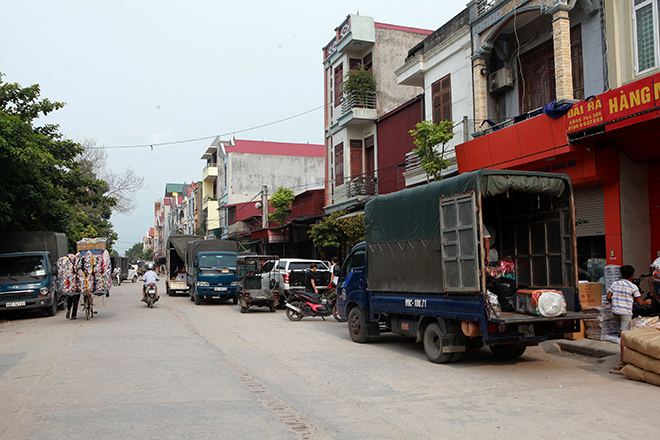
142,263,160,302
112,266,121,284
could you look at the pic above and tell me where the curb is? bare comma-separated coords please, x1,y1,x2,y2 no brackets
554,339,620,358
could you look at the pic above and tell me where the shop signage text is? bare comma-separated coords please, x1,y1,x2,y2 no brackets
567,75,660,134
528,157,578,174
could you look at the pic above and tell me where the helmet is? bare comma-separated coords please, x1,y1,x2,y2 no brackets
145,263,156,271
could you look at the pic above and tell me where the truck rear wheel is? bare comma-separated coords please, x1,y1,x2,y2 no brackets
423,322,454,364
490,344,526,359
348,307,370,343
132,275,137,283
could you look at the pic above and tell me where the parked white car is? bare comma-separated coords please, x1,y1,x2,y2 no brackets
259,258,331,307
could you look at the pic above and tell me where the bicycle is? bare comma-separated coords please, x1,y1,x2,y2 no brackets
81,292,94,320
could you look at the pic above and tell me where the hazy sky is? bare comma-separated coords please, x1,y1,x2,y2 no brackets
1,1,467,254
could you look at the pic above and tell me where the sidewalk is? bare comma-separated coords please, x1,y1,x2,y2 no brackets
551,338,620,358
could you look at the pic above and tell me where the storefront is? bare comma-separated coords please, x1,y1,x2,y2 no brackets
456,73,660,282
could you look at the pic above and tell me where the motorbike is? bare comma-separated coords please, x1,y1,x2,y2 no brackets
113,272,122,286
632,257,660,317
285,287,346,322
144,282,159,308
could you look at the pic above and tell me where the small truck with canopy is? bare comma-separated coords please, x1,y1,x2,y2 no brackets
166,234,202,296
336,169,590,363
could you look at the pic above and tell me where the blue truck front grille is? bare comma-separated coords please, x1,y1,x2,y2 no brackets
0,290,35,300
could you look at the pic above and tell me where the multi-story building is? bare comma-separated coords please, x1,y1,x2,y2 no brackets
322,14,434,212
395,8,473,187
208,137,325,240
201,143,220,238
165,183,196,236
455,0,660,279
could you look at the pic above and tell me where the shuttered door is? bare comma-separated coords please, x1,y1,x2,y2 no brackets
574,185,605,237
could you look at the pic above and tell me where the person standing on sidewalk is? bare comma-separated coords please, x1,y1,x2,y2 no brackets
607,265,651,333
606,265,651,370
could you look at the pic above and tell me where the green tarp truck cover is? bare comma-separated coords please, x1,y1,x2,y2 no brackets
366,169,571,243
187,239,239,261
0,231,69,261
364,169,572,294
167,235,203,262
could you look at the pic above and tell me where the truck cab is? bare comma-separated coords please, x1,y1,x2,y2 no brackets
0,251,61,316
190,251,238,305
336,243,366,320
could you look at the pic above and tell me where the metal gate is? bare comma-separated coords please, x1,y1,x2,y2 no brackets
439,191,480,292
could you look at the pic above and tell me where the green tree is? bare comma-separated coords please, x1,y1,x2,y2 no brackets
308,211,365,250
0,73,117,252
340,214,365,248
343,64,377,105
269,186,295,225
125,242,145,262
409,120,455,183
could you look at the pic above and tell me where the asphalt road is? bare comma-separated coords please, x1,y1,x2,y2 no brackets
1,280,658,439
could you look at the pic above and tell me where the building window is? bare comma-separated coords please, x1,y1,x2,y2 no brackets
634,0,660,74
432,74,452,123
334,63,343,106
363,52,373,71
334,142,344,185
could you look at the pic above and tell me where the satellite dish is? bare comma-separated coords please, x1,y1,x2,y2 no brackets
255,201,262,210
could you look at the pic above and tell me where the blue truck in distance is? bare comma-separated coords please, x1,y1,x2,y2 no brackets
0,231,68,316
186,239,239,305
336,169,589,363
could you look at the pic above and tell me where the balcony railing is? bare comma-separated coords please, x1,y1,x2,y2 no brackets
335,177,377,201
477,0,498,16
405,151,421,173
473,107,544,138
341,91,377,115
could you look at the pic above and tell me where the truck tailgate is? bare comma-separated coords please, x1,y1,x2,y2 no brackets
170,280,188,290
491,311,597,324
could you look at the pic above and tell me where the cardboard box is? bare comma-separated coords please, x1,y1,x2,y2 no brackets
565,319,586,340
515,291,532,314
578,282,602,308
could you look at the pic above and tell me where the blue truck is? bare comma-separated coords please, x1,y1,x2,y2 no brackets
186,239,239,305
336,169,589,363
0,232,68,316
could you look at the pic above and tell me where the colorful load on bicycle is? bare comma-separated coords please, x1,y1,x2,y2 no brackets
56,238,112,296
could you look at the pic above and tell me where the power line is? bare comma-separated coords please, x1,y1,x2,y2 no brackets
98,104,327,150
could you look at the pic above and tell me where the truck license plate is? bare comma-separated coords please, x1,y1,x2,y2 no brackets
6,301,26,308
518,325,535,337
214,287,227,292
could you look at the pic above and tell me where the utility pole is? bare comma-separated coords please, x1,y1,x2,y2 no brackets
261,185,268,229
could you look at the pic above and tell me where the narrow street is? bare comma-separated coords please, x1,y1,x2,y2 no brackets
0,280,657,440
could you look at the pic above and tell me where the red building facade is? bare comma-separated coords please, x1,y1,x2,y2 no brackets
456,74,660,281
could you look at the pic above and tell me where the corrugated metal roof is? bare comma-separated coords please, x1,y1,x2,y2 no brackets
226,139,324,157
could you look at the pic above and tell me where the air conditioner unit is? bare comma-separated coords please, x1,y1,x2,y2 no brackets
488,67,514,93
